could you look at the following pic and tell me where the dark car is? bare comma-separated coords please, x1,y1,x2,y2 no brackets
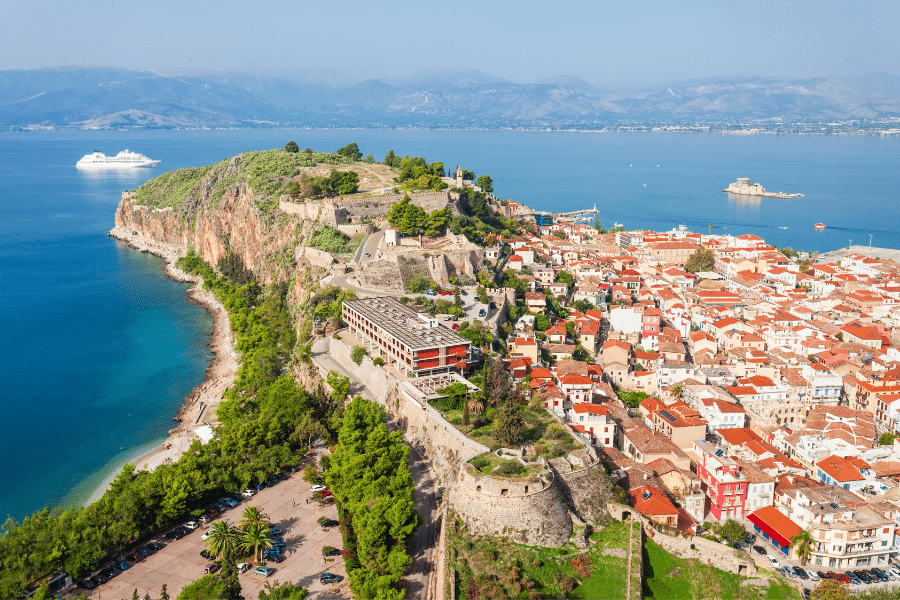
204,563,220,574
320,573,343,584
137,546,153,558
115,560,131,571
321,519,339,528
124,552,141,563
92,573,109,585
794,567,809,580
872,568,890,582
266,477,280,487
855,570,872,584
148,542,164,552
267,554,286,563
200,549,213,560
77,579,98,590
165,527,187,540
269,526,283,535
817,571,828,581
205,507,220,518
753,545,766,555
478,309,486,317
323,547,342,557
745,533,755,544
269,536,285,545
845,572,862,585
825,571,839,580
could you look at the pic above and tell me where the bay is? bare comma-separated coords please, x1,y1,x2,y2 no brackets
0,128,897,520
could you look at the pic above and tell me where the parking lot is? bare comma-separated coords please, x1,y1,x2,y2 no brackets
747,527,900,594
67,450,348,599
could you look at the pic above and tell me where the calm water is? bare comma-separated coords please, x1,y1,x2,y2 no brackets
1,129,898,520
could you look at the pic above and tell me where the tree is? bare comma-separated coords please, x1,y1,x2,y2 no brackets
708,223,713,232
879,432,896,446
31,582,52,600
239,506,269,529
534,313,551,331
437,382,469,411
240,521,273,562
495,400,526,447
462,397,471,433
258,581,308,600
204,519,241,559
684,249,715,273
557,271,574,286
719,519,746,542
175,574,230,600
810,579,849,600
327,370,350,403
571,299,594,314
791,529,814,565
351,345,367,365
337,143,363,161
284,141,299,153
670,383,684,400
476,174,493,193
160,584,170,600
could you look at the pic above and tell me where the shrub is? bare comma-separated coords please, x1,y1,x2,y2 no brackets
495,461,526,477
317,516,330,526
351,345,367,365
372,357,384,367
333,333,341,339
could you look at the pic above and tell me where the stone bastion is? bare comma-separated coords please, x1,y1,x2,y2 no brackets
449,460,573,547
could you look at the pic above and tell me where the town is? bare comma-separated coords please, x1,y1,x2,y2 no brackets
321,190,900,595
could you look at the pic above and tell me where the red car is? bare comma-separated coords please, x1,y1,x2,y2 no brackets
451,323,459,330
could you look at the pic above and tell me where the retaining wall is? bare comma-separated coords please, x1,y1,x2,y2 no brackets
554,463,614,524
644,527,758,577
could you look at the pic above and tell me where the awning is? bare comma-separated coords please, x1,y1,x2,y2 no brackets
747,506,801,548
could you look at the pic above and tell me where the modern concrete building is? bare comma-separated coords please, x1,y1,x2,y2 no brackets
342,296,471,376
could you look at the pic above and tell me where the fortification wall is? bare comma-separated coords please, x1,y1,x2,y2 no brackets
449,463,572,547
337,223,376,236
327,337,487,484
332,191,456,224
555,463,614,524
645,527,758,577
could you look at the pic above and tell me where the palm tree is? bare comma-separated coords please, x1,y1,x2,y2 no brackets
239,505,269,529
670,384,684,400
240,521,273,562
204,519,241,559
791,530,814,565
708,223,714,233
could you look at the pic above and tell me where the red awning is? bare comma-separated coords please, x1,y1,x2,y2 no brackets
748,512,790,547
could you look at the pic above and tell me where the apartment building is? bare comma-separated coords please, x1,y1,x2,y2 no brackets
694,440,749,521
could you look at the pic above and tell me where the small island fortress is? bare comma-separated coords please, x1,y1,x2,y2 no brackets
723,177,803,199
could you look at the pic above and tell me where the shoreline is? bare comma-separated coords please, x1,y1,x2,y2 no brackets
87,227,239,504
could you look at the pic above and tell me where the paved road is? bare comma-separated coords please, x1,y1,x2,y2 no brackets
358,228,385,265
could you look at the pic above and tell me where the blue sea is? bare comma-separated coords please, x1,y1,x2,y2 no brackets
1,129,898,520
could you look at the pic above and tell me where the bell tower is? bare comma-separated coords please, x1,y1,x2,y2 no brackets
455,165,463,188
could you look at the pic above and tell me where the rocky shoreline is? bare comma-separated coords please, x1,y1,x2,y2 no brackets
88,227,239,502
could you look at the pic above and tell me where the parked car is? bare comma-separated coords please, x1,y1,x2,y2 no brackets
871,568,889,582
478,309,486,317
768,556,781,569
794,567,808,580
204,563,220,574
782,566,796,578
320,573,343,584
460,290,468,295
753,546,766,555
165,527,187,540
451,323,459,329
254,566,274,577
114,561,131,571
200,550,213,560
205,507,220,518
242,489,257,497
269,526,283,535
425,291,435,296
817,571,829,581
237,563,252,574
808,570,820,581
93,573,110,585
267,554,286,563
198,514,212,524
269,536,285,545
201,530,213,541
183,520,199,530
845,572,862,585
218,497,238,508
77,579,97,590
124,552,141,563
148,542,164,552
364,252,370,257
320,519,339,528
310,484,326,493
855,570,872,584
745,533,755,544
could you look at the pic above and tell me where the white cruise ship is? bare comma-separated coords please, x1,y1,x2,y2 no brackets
76,149,160,169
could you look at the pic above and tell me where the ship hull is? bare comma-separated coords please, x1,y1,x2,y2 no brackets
76,160,160,169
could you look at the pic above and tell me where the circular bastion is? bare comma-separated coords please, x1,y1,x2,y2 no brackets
449,455,573,547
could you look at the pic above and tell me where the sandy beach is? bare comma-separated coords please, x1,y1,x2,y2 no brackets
89,227,240,503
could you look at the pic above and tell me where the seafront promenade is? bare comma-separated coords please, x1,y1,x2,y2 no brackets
817,244,900,263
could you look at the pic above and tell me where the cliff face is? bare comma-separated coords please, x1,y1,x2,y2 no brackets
114,180,311,289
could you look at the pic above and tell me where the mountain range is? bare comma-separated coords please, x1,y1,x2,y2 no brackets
1,67,899,130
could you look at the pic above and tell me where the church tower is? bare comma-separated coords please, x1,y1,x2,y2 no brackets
455,165,463,188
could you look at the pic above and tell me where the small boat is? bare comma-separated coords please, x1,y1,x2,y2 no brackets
779,226,788,230
815,223,826,230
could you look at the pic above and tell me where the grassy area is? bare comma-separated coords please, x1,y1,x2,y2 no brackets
468,452,543,478
642,538,799,600
441,404,580,457
447,515,632,599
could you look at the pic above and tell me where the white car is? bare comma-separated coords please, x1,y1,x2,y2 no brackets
237,563,251,574
241,489,256,497
310,484,326,493
201,531,213,541
808,570,820,581
768,556,781,569
183,521,199,530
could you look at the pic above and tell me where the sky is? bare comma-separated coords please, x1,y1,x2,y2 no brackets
3,0,899,89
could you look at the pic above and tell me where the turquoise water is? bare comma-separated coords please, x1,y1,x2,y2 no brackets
1,129,898,520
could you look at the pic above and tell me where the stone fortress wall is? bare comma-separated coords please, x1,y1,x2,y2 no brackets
449,462,573,547
279,191,458,227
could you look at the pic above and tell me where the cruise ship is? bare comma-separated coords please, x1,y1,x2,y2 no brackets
76,150,160,169
723,178,802,199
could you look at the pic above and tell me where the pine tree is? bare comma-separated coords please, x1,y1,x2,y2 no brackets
495,400,526,447
132,590,139,600
159,585,169,600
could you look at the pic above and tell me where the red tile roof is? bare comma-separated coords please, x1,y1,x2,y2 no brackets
747,506,801,548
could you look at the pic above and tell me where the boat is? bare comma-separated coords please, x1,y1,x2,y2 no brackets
723,177,803,199
815,223,826,230
76,150,160,169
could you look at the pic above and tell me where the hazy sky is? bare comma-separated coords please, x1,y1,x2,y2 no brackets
3,0,898,88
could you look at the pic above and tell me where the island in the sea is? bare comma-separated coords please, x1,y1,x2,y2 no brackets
723,177,803,199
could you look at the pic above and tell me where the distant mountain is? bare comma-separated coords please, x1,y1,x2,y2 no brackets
1,66,898,130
